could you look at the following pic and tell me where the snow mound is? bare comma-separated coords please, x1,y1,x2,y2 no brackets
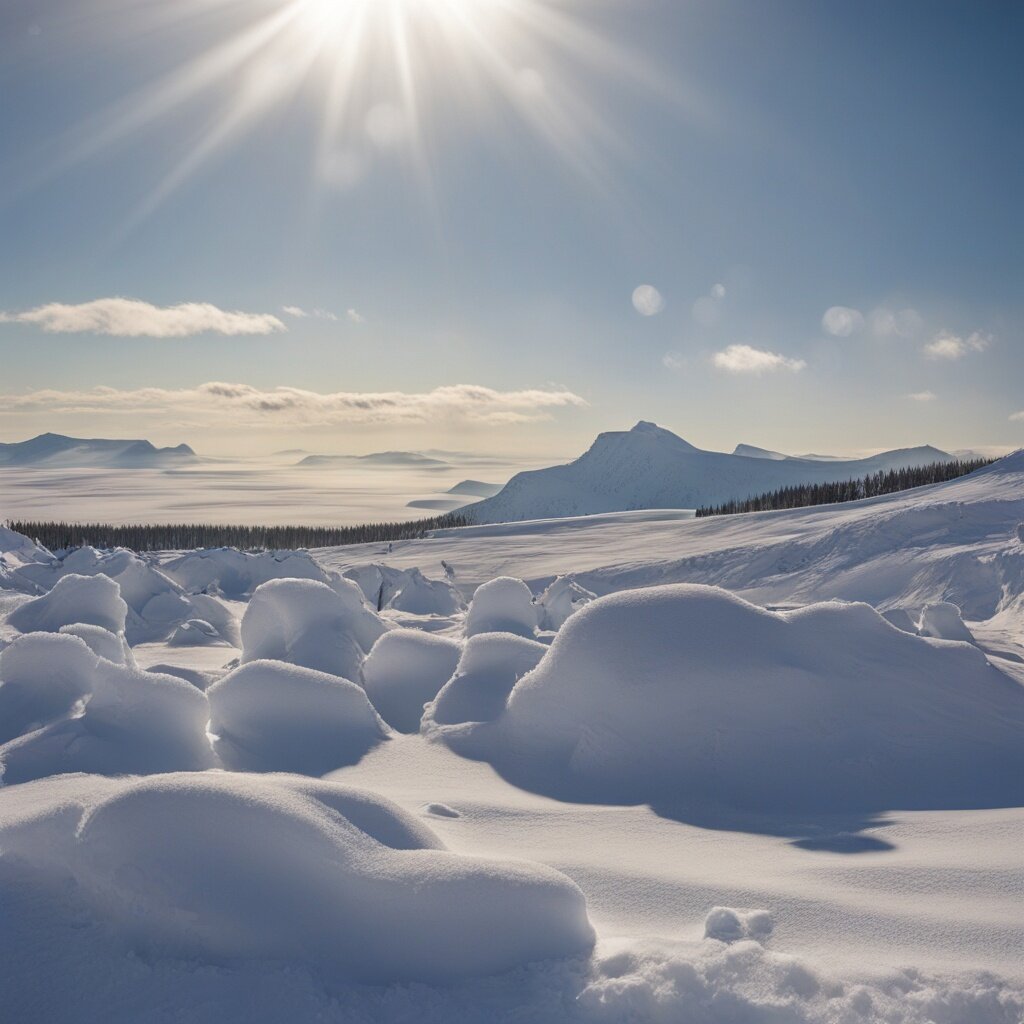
917,601,975,643
536,575,596,630
0,632,99,743
57,622,131,664
362,630,462,732
388,567,464,616
208,659,388,774
426,632,548,727
6,573,127,635
162,547,334,599
240,578,384,679
465,577,537,639
0,772,594,983
882,607,919,634
704,906,774,943
168,618,227,647
491,585,1024,811
0,656,213,784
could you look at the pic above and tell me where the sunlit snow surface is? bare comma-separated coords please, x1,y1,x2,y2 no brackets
1,455,1024,1021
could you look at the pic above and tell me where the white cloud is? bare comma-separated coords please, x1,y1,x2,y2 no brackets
712,344,805,375
822,306,864,337
710,283,726,299
923,329,991,360
632,285,664,317
281,305,308,318
662,351,686,371
347,308,365,324
0,298,285,337
906,391,937,402
1010,411,1024,422
0,382,587,427
870,307,924,338
283,306,339,322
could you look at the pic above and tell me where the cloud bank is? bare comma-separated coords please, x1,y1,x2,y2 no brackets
0,382,587,427
0,298,285,337
712,344,806,374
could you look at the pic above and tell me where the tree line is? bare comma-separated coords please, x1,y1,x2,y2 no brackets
694,457,994,518
4,514,471,554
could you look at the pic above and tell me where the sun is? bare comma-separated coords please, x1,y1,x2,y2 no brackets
47,0,671,226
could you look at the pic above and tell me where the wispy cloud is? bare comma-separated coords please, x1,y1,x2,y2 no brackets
0,382,588,427
1010,411,1024,422
662,351,686,371
0,298,285,337
282,306,340,322
822,306,864,337
347,308,365,324
906,390,937,402
712,344,805,374
923,329,991,360
692,283,727,326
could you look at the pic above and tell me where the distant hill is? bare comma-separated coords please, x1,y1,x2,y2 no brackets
0,433,197,468
446,479,503,498
298,451,448,468
460,421,954,524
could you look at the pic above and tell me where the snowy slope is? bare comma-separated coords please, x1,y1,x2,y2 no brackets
0,432,196,468
461,421,953,523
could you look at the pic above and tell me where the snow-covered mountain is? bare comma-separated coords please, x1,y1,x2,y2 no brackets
298,451,448,468
0,433,196,468
460,421,954,523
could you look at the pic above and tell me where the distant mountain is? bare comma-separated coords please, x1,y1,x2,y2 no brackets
0,433,197,469
460,421,954,524
446,479,503,498
732,444,788,461
298,451,448,468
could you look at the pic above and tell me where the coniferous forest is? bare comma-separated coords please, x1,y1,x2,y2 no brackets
694,457,993,518
4,514,470,554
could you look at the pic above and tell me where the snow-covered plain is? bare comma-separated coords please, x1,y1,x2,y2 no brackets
1,453,1024,1022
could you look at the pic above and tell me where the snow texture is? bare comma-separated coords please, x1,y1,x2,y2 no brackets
465,576,538,638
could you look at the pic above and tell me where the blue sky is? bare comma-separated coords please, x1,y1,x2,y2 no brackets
0,0,1020,456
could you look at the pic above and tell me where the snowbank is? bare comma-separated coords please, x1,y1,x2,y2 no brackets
388,567,464,616
465,576,537,638
240,578,384,679
489,585,1024,811
162,547,334,598
168,618,228,647
0,655,213,783
6,573,127,635
917,601,975,643
536,575,596,630
58,622,131,664
426,632,547,728
0,771,594,987
361,629,462,732
208,660,388,773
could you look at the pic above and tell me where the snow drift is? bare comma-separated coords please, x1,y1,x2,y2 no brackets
472,584,1024,811
208,660,388,773
361,629,462,732
240,578,385,679
0,772,594,985
464,576,538,638
7,573,127,635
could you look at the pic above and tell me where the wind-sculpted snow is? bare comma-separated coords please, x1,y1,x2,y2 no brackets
7,573,128,635
0,772,594,990
208,660,388,773
0,642,214,783
536,575,596,630
439,585,1024,812
361,629,462,732
465,576,538,638
162,546,336,598
240,578,385,678
425,632,548,728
